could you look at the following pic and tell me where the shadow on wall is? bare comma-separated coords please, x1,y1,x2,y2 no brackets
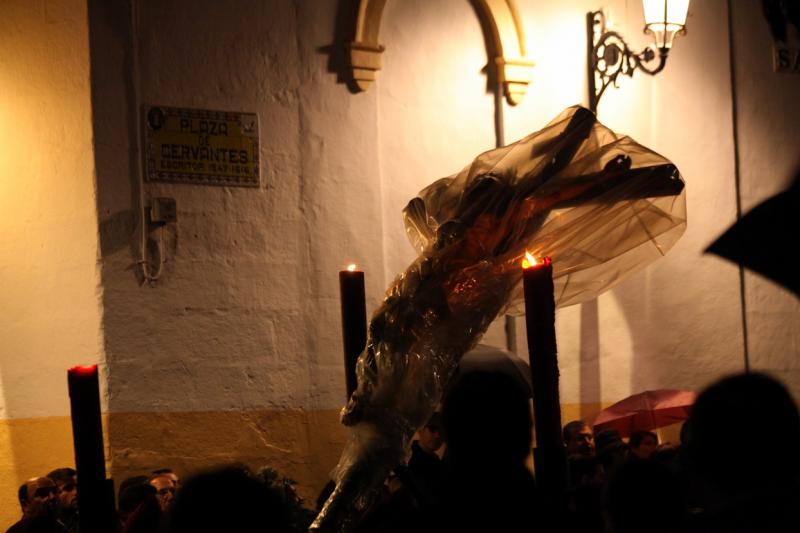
88,0,143,270
612,251,746,405
318,0,361,92
613,273,665,396
86,0,152,496
468,0,504,93
320,0,505,97
578,300,601,420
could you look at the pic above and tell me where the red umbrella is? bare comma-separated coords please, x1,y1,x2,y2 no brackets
593,389,697,438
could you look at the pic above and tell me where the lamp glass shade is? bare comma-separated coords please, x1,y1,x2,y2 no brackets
642,0,690,49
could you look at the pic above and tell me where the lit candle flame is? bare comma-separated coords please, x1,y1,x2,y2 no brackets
346,264,357,272
521,251,537,269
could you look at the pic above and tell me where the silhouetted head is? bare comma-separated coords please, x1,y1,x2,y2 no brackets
119,475,149,495
595,428,627,473
150,474,177,512
121,489,162,533
169,465,290,533
564,420,595,457
152,468,181,489
685,372,800,490
18,477,58,518
652,443,679,465
417,411,444,454
119,476,158,522
629,431,658,460
46,467,77,512
441,371,532,473
605,459,685,533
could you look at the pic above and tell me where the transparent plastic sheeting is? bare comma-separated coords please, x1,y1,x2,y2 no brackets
311,106,686,531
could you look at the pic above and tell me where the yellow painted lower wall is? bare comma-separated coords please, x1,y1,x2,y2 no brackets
106,409,349,511
0,403,687,529
0,417,77,530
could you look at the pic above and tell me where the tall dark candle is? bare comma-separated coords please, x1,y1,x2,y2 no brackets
522,254,567,506
339,265,367,399
68,365,113,533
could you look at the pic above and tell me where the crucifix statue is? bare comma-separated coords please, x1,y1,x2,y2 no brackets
312,105,686,531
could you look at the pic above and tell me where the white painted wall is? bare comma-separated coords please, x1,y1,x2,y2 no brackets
0,0,793,514
0,0,104,421
731,0,800,399
0,1,104,524
503,0,762,411
377,0,497,280
372,0,771,412
85,0,797,481
93,0,387,414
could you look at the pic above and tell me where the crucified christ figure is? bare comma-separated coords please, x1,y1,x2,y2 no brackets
312,106,686,532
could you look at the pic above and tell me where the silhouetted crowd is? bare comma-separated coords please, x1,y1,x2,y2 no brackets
8,371,799,532
9,465,315,533
346,370,799,533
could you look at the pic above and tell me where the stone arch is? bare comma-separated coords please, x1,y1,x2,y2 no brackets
348,0,534,105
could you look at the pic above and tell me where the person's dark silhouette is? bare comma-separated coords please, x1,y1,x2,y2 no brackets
45,469,78,533
118,478,162,533
627,430,658,460
407,412,444,497
168,465,291,533
594,428,627,477
7,478,67,533
118,476,154,527
417,370,539,532
565,455,604,533
563,420,596,458
351,411,445,533
683,372,799,532
605,459,685,533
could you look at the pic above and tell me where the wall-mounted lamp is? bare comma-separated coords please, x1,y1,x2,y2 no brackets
587,0,690,112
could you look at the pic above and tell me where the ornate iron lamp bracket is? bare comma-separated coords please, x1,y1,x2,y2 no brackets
587,10,667,112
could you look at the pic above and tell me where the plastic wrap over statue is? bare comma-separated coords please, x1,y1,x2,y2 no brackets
311,106,686,531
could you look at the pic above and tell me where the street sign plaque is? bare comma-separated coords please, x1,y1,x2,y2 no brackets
145,106,260,187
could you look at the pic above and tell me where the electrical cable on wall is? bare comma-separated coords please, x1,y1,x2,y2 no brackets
130,0,164,285
726,0,751,372
138,223,165,283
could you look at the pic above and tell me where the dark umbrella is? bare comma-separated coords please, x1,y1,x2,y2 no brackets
706,177,799,297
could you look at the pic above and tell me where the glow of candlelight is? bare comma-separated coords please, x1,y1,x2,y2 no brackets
346,264,357,272
521,251,537,269
69,365,97,375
